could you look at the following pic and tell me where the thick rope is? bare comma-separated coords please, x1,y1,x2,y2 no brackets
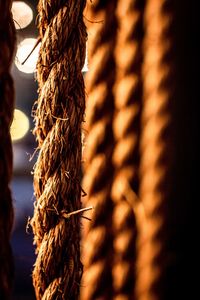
80,1,117,299
0,1,15,299
111,1,144,299
135,1,174,299
30,1,87,299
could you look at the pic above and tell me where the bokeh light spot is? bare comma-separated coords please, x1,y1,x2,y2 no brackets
15,38,40,74
11,109,30,141
12,1,33,30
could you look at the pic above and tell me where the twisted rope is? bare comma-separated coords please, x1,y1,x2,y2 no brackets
0,1,15,299
30,1,87,299
80,1,117,299
135,0,174,299
111,1,144,299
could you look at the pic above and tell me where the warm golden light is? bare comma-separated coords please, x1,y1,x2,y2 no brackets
15,38,40,74
12,1,33,30
82,44,88,72
10,109,30,141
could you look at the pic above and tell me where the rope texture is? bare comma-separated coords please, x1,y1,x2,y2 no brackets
135,0,174,299
31,1,87,299
111,1,144,299
0,1,15,299
80,1,117,299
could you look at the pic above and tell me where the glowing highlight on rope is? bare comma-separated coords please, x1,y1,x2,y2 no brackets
10,109,30,141
12,1,33,29
82,43,88,72
15,38,40,74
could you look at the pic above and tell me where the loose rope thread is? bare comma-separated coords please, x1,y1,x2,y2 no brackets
31,1,87,299
135,0,174,299
111,1,144,299
0,1,15,299
80,1,117,299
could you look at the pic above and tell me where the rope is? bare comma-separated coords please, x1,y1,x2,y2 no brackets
30,1,87,299
0,1,15,299
135,0,174,299
111,1,144,299
80,1,117,299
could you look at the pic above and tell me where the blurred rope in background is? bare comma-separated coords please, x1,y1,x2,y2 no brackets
136,0,175,299
111,0,144,299
81,0,198,299
80,1,117,299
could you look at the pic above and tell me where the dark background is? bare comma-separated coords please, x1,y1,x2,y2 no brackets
11,0,37,299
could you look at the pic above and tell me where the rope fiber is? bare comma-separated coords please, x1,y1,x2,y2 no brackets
31,1,87,299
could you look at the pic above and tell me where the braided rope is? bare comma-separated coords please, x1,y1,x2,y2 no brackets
0,1,15,298
31,1,87,299
80,1,117,299
135,0,174,299
111,1,144,299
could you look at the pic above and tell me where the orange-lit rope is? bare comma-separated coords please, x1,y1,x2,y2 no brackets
111,1,144,299
135,0,174,299
31,1,87,299
0,0,15,298
80,1,117,299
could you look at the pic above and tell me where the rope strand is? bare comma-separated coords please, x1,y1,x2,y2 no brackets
136,0,174,299
111,1,144,298
31,1,87,299
80,1,117,299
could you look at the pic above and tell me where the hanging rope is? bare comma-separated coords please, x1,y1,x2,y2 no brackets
0,1,15,299
135,0,174,299
111,0,144,299
80,1,117,299
30,1,87,299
